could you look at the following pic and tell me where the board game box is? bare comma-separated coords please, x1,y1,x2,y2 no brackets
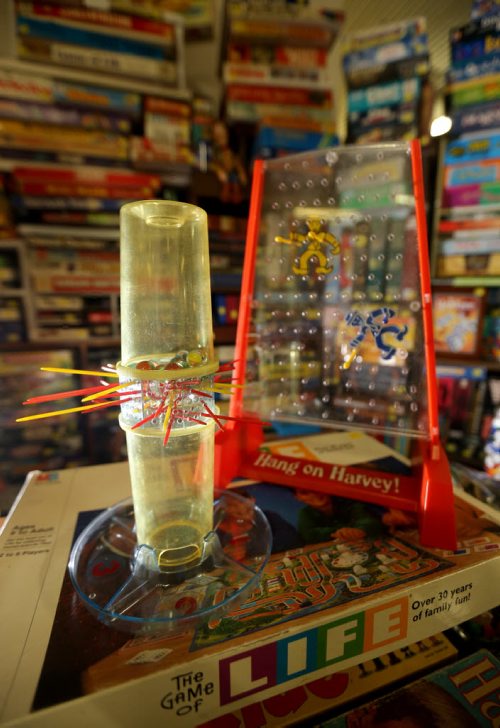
200,633,458,727
0,457,499,726
323,648,500,727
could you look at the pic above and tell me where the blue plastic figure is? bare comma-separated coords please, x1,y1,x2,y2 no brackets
345,307,408,360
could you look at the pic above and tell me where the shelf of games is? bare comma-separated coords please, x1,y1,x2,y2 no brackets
341,16,432,144
0,0,192,350
430,6,500,478
220,1,343,162
0,1,244,509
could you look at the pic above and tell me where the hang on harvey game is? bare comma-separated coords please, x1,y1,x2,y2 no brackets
216,140,457,550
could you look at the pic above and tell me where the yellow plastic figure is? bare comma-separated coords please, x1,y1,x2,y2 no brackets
275,218,340,275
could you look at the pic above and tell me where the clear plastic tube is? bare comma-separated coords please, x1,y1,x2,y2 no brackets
120,199,215,367
117,200,218,570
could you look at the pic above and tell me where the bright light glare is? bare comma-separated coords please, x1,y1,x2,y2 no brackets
430,115,452,137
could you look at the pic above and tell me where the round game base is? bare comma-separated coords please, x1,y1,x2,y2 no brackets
68,490,272,635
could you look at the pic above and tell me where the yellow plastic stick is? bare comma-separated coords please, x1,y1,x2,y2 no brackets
163,400,173,431
342,349,357,370
81,382,131,402
205,383,244,392
41,366,119,378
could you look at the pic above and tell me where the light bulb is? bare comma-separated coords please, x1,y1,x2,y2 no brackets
430,115,452,137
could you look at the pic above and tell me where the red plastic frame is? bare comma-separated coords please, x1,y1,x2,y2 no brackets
215,144,456,550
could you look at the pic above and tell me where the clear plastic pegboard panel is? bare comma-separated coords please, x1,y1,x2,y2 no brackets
242,143,430,440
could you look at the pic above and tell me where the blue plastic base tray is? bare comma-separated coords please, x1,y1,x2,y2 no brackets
68,490,272,635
